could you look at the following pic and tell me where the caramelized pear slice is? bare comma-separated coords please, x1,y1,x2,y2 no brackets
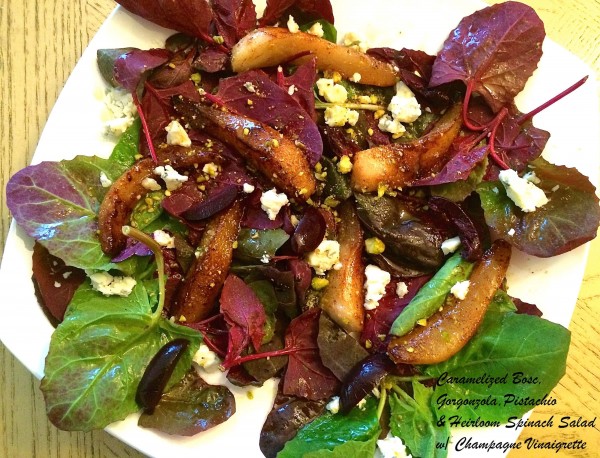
319,201,365,333
172,200,243,323
387,240,511,365
173,97,317,201
351,103,463,193
98,147,221,256
231,27,398,87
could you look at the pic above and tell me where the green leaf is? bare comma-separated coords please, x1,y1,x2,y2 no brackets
476,157,600,257
424,304,570,422
40,281,200,431
389,383,449,458
278,397,380,457
321,156,352,201
390,253,473,336
6,120,141,270
303,433,379,458
299,20,337,43
107,117,141,174
235,228,290,261
130,190,166,231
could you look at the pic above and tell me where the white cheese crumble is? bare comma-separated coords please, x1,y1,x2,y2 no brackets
90,271,136,297
450,280,470,300
153,230,175,248
154,165,189,191
325,396,340,414
260,188,289,220
99,172,112,188
103,87,137,137
54,281,61,288
349,72,362,83
378,114,406,136
508,228,516,236
316,78,348,104
165,119,192,147
388,81,421,123
523,171,541,184
243,81,257,93
376,433,413,458
343,31,369,53
324,105,359,127
306,240,341,276
396,281,408,299
193,344,220,371
307,22,324,37
441,236,461,255
261,254,271,264
357,398,367,410
142,177,162,191
364,264,391,310
288,84,297,96
242,183,255,193
499,168,548,212
287,15,300,33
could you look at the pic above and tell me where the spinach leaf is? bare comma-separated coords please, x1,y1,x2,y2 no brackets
107,117,141,172
6,121,141,270
40,281,201,431
321,156,352,201
389,382,449,458
424,297,570,422
278,397,380,457
390,253,473,336
299,20,337,43
477,158,600,257
303,433,379,458
235,228,290,261
138,368,235,436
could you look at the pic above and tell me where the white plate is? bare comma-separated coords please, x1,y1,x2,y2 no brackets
0,1,598,457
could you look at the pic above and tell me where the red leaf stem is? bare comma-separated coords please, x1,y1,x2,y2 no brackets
517,75,588,125
488,107,510,170
132,93,158,163
222,346,318,369
462,80,486,131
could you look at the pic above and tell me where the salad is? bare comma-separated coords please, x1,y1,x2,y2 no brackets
4,0,599,457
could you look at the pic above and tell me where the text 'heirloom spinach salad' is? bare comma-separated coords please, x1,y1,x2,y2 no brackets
6,0,599,456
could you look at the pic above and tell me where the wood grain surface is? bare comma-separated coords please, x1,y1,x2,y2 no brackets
1,0,598,457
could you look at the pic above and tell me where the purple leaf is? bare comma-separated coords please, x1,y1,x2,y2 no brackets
111,240,153,263
115,0,215,45
193,46,230,73
430,2,545,112
281,58,318,120
114,49,171,93
478,158,600,257
512,297,543,317
6,158,115,270
162,181,204,218
412,136,487,186
428,196,483,261
288,259,311,306
212,0,257,48
220,275,267,368
182,183,239,221
216,69,323,166
260,0,334,27
361,277,430,353
283,308,340,400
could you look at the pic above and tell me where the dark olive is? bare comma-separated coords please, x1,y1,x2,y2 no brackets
136,338,190,414
339,353,395,414
290,207,326,255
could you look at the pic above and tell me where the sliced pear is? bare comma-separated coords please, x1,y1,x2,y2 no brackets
231,27,398,87
319,201,365,333
387,240,511,365
173,97,317,201
351,103,463,193
172,200,243,323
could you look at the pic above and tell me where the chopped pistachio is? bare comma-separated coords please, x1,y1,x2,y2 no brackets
365,237,385,254
311,277,330,290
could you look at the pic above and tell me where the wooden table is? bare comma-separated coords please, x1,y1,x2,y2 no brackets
1,1,598,456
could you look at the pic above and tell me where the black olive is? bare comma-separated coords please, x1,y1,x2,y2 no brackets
136,338,190,414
